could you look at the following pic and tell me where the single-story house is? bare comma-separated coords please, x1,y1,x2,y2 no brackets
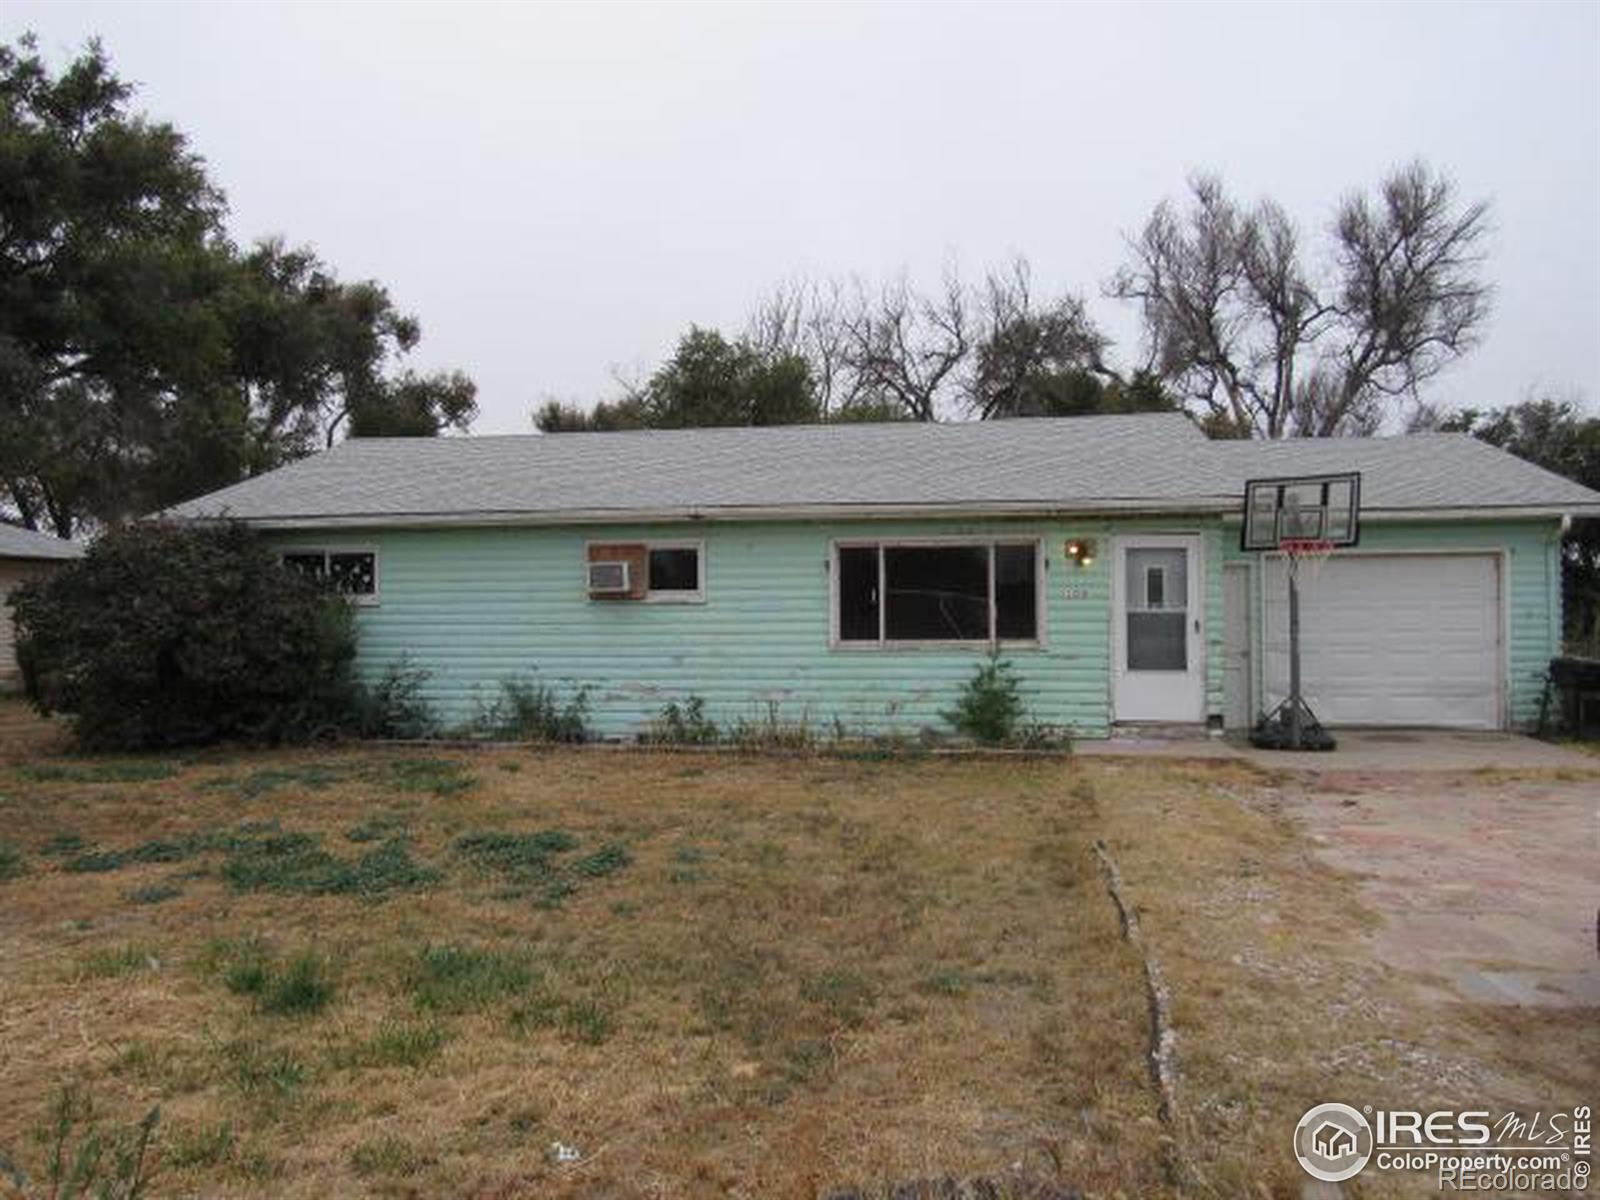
1,524,84,692
168,413,1600,738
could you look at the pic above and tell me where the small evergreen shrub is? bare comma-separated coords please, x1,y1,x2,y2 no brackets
10,522,358,750
943,656,1026,745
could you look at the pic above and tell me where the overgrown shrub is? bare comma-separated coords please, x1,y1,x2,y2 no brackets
350,657,435,739
476,676,590,743
11,522,358,750
943,656,1026,745
644,696,719,745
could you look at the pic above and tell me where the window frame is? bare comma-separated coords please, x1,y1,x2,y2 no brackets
279,545,380,606
584,538,706,604
828,537,1045,651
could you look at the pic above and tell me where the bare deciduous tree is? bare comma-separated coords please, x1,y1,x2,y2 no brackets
1109,161,1491,438
837,266,973,422
745,277,851,418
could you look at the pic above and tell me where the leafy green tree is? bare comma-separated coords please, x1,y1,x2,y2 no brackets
1424,397,1600,650
536,327,817,432
0,36,475,536
635,327,817,428
533,396,642,433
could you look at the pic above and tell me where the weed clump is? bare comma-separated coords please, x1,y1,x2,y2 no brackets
644,696,719,745
474,676,590,743
408,944,535,1013
330,1020,446,1070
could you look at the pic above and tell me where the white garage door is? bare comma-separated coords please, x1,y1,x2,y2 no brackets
1263,553,1501,729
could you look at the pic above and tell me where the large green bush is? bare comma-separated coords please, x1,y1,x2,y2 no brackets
10,522,359,749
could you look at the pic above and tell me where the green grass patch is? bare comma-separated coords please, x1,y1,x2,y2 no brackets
78,944,157,978
233,764,347,798
166,1120,236,1169
220,833,438,898
212,941,335,1016
220,1039,308,1098
574,843,629,878
408,944,535,1013
508,994,614,1045
36,831,87,857
379,758,476,797
259,952,336,1016
64,823,438,898
0,839,23,882
17,760,179,783
345,813,409,843
455,829,628,906
330,1020,446,1070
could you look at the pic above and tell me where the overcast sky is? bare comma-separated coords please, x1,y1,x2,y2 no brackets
9,0,1599,433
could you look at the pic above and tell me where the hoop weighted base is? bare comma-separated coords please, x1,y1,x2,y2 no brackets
1251,696,1337,752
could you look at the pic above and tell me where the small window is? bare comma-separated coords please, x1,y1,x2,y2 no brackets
835,541,1039,646
648,547,700,596
282,549,377,603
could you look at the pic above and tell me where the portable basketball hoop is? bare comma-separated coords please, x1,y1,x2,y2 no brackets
1240,473,1362,751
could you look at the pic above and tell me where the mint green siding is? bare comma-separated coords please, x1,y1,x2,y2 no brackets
278,519,1126,739
276,514,1562,738
1221,518,1564,729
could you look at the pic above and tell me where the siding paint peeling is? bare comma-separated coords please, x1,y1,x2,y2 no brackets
275,514,1563,739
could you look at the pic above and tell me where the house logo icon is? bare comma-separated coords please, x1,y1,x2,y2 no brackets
1294,1103,1373,1182
1313,1121,1357,1159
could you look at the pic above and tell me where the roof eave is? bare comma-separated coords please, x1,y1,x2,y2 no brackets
170,496,1239,530
168,498,1600,531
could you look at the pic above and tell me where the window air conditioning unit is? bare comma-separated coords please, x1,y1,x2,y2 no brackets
588,560,631,594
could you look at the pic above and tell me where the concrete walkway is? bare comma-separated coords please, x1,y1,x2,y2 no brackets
1078,728,1600,772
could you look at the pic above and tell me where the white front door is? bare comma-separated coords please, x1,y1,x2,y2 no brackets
1112,535,1205,723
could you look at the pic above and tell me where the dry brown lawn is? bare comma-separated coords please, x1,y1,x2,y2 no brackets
1,709,1590,1199
0,729,1161,1199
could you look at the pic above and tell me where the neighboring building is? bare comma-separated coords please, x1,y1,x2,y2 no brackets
0,525,83,692
167,414,1600,738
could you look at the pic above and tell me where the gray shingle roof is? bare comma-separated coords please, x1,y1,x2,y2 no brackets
165,414,1600,526
0,524,84,560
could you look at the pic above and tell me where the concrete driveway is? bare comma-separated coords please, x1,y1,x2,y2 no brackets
1277,764,1600,1007
1086,729,1600,1006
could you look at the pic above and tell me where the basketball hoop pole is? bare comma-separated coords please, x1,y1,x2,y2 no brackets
1287,556,1304,749
1241,473,1357,753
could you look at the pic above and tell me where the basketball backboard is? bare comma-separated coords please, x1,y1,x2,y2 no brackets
1240,472,1361,552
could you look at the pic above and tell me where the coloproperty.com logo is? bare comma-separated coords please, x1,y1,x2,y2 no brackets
1294,1103,1592,1191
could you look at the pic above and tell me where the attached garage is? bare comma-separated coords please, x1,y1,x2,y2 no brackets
1262,552,1502,729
